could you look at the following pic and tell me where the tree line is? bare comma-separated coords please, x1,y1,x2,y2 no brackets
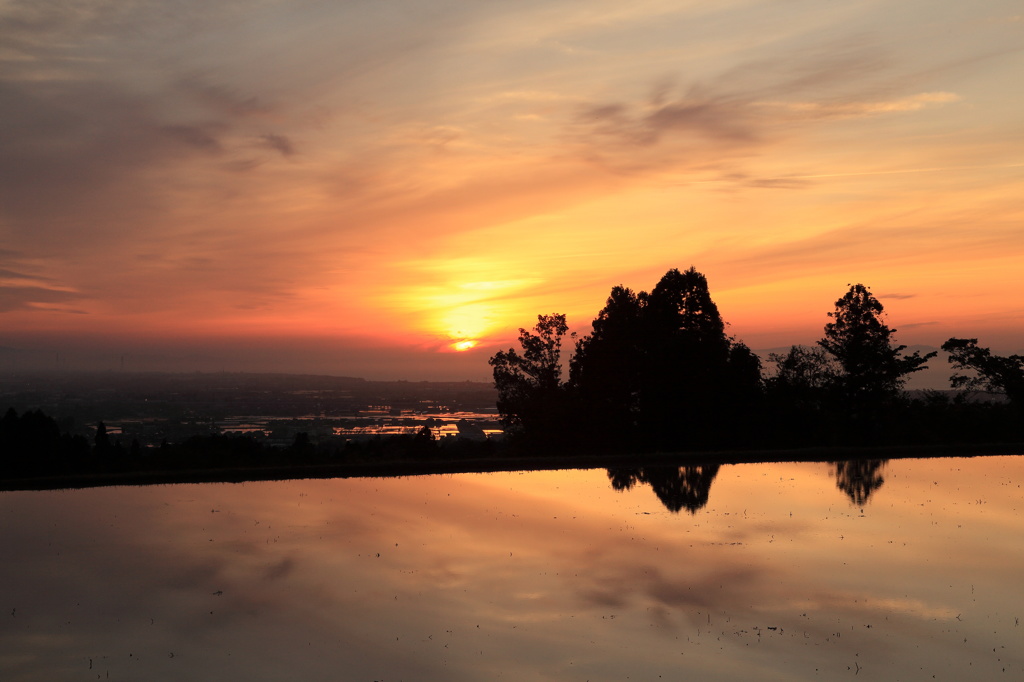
2,267,1020,484
490,267,1024,452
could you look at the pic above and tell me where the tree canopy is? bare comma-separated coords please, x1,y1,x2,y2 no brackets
570,268,763,449
490,272,1019,454
942,338,1024,406
489,313,572,443
568,285,645,448
819,284,935,402
494,267,762,451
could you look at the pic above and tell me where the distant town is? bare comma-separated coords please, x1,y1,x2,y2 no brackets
0,371,501,449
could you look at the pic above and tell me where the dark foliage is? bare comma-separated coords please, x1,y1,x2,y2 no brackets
637,268,761,449
489,313,575,448
570,286,645,450
819,284,935,406
1,408,90,477
567,267,762,451
4,270,1021,507
942,338,1024,407
493,273,1024,457
763,346,841,445
763,284,943,446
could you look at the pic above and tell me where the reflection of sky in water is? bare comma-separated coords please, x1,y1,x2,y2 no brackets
2,456,1023,680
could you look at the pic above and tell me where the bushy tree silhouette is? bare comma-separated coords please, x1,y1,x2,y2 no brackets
489,274,1017,454
0,408,88,477
569,286,645,449
642,268,734,447
489,314,573,444
769,345,839,397
571,267,761,449
819,284,935,403
942,338,1024,406
765,345,841,444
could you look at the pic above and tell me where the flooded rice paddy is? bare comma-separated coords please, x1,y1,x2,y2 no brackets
2,455,1023,681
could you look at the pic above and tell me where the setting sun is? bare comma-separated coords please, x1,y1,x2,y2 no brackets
452,339,478,352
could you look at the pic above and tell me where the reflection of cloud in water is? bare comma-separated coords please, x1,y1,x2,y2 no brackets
3,459,1024,680
262,557,295,581
575,561,771,624
792,593,958,622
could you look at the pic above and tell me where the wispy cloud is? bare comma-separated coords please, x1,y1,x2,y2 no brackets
564,41,959,175
717,217,1024,282
1,0,1021,374
0,285,84,313
576,89,759,147
756,91,961,119
259,133,297,157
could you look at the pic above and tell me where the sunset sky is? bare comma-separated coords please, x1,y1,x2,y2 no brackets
2,0,1022,379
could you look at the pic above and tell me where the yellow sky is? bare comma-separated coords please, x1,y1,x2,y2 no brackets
1,0,1021,378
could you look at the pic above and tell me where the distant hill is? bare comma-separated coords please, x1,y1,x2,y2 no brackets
0,371,497,422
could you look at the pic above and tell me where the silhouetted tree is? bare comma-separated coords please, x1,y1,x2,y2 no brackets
91,420,112,470
769,345,839,397
489,314,572,444
819,284,935,409
0,407,17,432
288,432,314,459
641,268,732,447
409,425,439,458
0,409,17,476
571,267,761,450
1,408,61,476
722,341,765,443
942,338,1024,406
94,421,110,452
765,345,841,445
569,286,645,449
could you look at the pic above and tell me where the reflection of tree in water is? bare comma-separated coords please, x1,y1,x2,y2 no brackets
606,464,721,514
607,468,641,492
832,459,887,505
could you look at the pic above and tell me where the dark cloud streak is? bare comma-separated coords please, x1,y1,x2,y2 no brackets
259,133,297,157
0,284,85,313
576,88,759,149
567,40,919,175
0,267,47,282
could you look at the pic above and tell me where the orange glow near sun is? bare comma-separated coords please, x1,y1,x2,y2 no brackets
3,0,1023,381
389,262,550,354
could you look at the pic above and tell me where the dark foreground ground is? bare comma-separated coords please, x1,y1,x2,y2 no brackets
2,441,1020,492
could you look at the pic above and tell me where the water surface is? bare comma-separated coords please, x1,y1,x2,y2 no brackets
2,456,1023,680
